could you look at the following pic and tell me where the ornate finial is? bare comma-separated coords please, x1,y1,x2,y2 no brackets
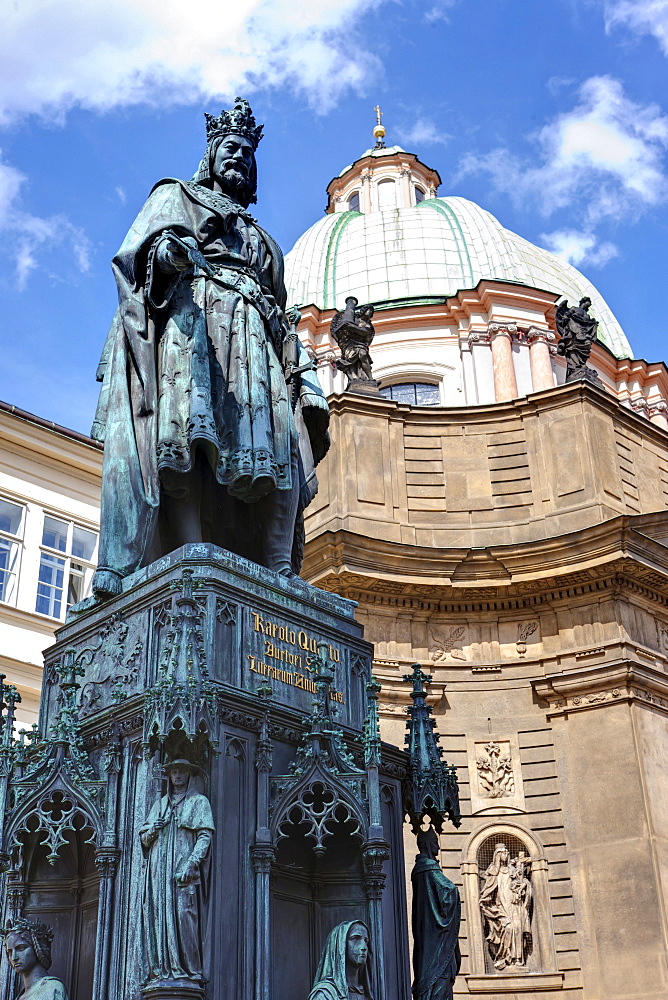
402,664,461,833
204,97,264,149
373,105,386,149
363,676,382,769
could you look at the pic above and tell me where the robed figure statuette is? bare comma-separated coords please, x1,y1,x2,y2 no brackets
411,827,461,1000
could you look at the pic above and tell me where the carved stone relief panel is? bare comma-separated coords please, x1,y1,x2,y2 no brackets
467,735,525,815
428,623,468,662
656,619,668,656
498,620,541,658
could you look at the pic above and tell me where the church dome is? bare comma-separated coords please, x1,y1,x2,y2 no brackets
285,180,632,360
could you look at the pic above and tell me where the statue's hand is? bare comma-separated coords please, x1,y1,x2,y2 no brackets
176,859,199,885
156,234,199,274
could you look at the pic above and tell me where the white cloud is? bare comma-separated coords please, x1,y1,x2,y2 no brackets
0,153,90,290
458,76,668,232
539,228,619,268
396,117,449,147
0,0,382,124
424,0,459,23
605,0,668,55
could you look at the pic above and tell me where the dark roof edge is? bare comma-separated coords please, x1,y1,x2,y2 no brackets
0,400,103,451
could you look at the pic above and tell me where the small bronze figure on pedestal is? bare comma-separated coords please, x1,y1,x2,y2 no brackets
331,297,380,396
2,918,69,1000
411,826,461,1000
555,296,602,385
308,920,374,1000
139,760,215,993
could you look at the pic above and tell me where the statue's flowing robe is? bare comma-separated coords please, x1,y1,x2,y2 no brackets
139,789,215,981
18,979,68,1000
93,178,328,583
308,921,374,1000
411,857,461,1000
479,861,531,968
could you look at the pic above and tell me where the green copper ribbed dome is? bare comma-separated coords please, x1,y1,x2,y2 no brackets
284,195,632,360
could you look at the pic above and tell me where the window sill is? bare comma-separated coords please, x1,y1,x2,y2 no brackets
466,973,564,993
0,602,63,633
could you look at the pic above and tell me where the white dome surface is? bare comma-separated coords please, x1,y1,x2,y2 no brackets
284,195,632,359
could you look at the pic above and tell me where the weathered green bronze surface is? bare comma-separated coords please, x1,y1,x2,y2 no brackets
2,918,69,1000
0,547,425,1000
308,921,374,1000
91,99,330,600
410,827,461,1000
0,102,462,1000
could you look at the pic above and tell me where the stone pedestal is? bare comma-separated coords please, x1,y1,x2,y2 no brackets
0,546,411,1000
347,378,381,396
143,981,205,1000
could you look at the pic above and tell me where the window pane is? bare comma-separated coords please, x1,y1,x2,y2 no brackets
72,526,97,561
415,383,440,405
349,191,360,212
0,498,23,536
42,516,68,552
36,552,65,617
0,537,18,603
390,382,415,406
68,564,85,608
380,382,441,406
414,186,425,204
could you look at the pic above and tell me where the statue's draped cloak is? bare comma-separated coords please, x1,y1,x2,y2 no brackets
93,178,328,581
478,856,531,968
17,978,68,1000
411,858,461,1000
308,921,374,1000
139,789,215,981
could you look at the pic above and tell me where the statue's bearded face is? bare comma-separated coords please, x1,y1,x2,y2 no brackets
212,134,255,203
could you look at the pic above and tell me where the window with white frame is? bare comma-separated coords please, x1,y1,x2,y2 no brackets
0,497,25,607
348,190,360,212
36,515,98,619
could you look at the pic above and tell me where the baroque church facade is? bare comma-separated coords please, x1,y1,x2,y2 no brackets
0,130,667,999
287,135,668,1000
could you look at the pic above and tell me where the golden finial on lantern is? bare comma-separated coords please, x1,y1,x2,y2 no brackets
373,105,386,148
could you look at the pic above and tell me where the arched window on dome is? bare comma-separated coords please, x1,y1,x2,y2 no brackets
380,382,440,406
377,178,397,210
348,191,360,212
414,185,425,204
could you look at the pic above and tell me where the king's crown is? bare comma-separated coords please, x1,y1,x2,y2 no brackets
205,98,264,150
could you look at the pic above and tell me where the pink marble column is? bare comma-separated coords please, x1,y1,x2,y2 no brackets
488,323,518,402
527,326,556,392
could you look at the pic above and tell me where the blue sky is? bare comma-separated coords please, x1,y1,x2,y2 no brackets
1,0,667,432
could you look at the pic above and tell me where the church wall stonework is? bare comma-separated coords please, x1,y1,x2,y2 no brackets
303,380,668,1000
